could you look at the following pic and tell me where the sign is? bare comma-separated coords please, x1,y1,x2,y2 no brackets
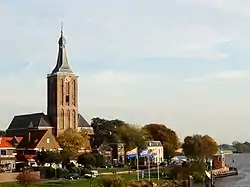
142,170,144,178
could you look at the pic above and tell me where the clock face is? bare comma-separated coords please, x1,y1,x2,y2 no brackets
65,76,71,82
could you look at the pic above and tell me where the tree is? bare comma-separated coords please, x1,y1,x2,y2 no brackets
143,124,179,162
91,117,127,145
57,128,91,160
78,153,96,167
116,124,151,151
182,134,218,160
0,130,5,136
202,135,218,158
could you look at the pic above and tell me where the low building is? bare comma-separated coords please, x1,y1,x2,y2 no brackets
0,137,16,171
92,142,113,165
146,141,164,163
16,130,61,166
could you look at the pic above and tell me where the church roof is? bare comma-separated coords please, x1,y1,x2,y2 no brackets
78,114,91,127
51,29,73,75
7,112,52,130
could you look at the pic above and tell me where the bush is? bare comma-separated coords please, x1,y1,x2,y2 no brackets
16,170,40,187
79,167,90,176
188,160,206,183
68,166,80,174
40,167,55,179
56,168,69,178
98,175,126,187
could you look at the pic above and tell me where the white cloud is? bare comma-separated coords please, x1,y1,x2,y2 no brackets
185,70,250,83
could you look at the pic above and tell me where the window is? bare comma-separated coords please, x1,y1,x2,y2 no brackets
0,150,6,155
66,95,69,104
47,138,50,144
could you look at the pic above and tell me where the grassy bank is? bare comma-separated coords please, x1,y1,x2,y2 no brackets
0,172,168,187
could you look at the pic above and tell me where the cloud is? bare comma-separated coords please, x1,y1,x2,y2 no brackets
2,0,250,144
185,70,250,83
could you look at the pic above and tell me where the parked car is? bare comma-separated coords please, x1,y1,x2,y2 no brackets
65,173,80,180
84,170,99,179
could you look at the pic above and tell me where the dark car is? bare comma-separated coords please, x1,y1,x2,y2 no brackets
65,173,80,180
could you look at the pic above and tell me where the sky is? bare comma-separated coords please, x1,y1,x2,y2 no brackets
1,0,250,144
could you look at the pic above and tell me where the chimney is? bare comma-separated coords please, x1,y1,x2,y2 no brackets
28,132,31,143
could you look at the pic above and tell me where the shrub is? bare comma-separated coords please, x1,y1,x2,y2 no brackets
39,167,55,179
56,168,68,178
98,175,126,187
16,170,40,187
79,167,90,176
68,166,81,174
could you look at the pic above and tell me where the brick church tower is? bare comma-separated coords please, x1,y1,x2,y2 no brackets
47,29,78,136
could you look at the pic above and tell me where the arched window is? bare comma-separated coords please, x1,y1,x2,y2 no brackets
72,110,76,129
67,109,70,129
61,79,64,105
61,109,64,129
72,80,76,106
66,80,70,106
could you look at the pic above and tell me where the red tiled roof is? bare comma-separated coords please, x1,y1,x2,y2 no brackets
0,137,15,149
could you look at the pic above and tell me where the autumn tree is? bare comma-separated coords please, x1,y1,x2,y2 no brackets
182,134,218,160
143,124,179,162
57,128,91,160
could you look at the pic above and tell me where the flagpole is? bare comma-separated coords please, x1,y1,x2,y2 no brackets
148,153,150,180
157,150,160,180
136,149,139,181
157,161,160,180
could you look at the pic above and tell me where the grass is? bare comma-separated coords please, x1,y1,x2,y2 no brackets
0,172,168,187
98,166,131,173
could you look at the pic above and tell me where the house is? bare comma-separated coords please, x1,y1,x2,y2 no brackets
15,130,61,166
146,141,164,163
0,137,16,171
91,142,113,165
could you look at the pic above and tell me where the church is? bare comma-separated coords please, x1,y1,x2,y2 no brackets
6,29,93,139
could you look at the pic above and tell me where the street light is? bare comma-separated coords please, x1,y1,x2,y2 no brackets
209,159,214,187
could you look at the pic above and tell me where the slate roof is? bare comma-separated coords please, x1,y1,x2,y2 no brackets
51,30,73,74
17,130,48,149
78,114,91,127
7,112,52,130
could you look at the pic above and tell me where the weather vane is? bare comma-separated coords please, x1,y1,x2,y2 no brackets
60,21,64,34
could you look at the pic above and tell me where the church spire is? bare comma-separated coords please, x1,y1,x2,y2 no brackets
51,26,73,74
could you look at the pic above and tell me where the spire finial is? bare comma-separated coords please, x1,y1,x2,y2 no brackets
60,21,64,36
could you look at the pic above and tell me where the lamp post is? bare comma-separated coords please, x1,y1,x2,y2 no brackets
209,159,214,187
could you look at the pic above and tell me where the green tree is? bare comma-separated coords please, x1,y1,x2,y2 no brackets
143,124,179,162
116,124,151,151
91,117,127,145
0,130,5,136
182,134,218,160
57,128,91,160
77,153,96,167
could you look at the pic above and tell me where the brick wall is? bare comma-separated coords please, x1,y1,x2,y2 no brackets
0,171,40,183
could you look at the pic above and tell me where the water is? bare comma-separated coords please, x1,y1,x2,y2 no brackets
193,154,250,187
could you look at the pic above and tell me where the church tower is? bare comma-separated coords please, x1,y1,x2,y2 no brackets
47,28,78,136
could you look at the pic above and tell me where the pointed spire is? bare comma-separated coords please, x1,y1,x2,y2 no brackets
51,25,73,74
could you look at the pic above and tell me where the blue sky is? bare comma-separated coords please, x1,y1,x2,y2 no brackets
1,0,250,144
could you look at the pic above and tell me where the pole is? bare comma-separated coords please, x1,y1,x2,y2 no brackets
157,161,159,180
148,154,150,180
136,152,139,181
